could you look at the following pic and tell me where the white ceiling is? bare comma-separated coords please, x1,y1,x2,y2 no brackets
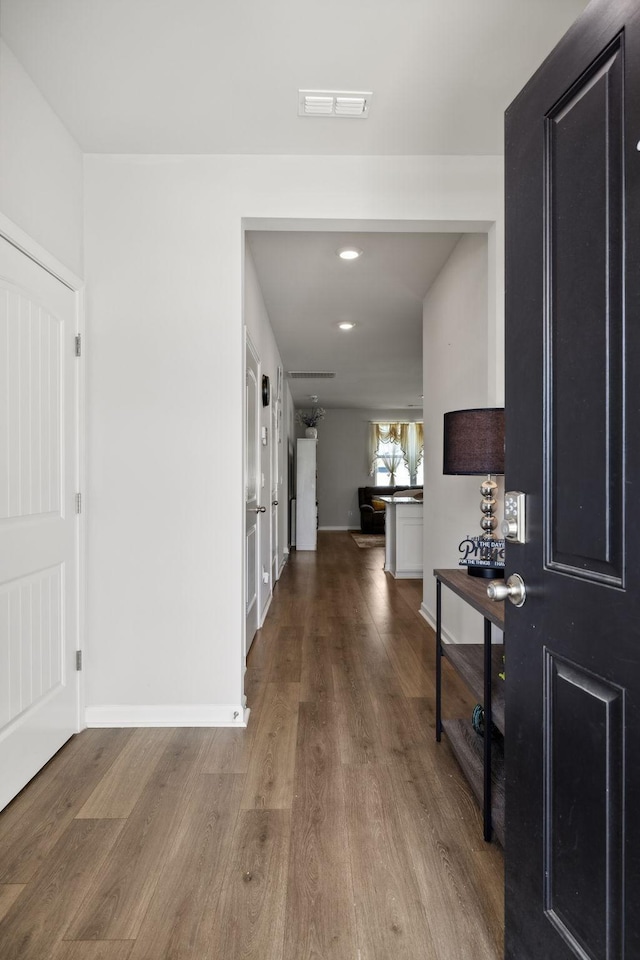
1,0,588,412
1,0,587,155
247,230,462,410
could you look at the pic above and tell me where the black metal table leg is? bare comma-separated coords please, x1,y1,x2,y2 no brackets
483,616,492,842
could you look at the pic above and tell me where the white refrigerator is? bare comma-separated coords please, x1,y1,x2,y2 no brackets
295,439,317,551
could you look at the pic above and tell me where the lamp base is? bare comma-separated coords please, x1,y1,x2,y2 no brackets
467,565,505,580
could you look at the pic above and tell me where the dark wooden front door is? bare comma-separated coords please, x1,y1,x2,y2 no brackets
505,1,640,957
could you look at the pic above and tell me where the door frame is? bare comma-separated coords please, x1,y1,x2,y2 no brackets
0,211,86,732
240,215,504,688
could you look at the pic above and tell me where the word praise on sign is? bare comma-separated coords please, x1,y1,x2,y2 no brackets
458,535,506,571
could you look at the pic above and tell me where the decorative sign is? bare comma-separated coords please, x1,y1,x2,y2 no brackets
457,536,505,570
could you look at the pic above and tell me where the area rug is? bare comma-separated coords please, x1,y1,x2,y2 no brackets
350,533,386,548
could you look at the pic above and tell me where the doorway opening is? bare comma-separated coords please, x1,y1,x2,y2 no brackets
241,216,503,677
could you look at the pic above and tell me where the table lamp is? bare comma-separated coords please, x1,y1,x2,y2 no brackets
443,407,505,578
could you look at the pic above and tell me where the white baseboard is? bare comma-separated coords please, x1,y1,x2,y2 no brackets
420,601,502,645
419,602,435,630
318,525,351,531
85,703,249,728
259,592,272,627
278,554,288,577
419,602,458,645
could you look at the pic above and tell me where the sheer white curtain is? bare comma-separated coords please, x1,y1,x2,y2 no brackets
368,422,402,477
400,422,424,485
368,422,379,477
378,449,404,484
369,422,424,484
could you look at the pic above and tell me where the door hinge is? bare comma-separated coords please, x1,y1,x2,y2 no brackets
75,492,82,514
76,650,83,671
75,334,82,357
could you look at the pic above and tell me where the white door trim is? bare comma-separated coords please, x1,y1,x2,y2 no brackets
0,213,83,291
0,212,86,733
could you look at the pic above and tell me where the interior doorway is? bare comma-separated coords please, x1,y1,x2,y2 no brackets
241,216,503,676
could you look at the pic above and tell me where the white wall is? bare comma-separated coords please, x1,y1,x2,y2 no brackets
421,233,503,643
83,154,503,724
0,41,83,277
312,408,423,529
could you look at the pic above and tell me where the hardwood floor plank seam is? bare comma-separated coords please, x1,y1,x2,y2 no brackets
0,730,134,885
65,729,213,942
0,819,126,960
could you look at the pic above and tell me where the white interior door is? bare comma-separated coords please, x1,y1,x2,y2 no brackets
0,235,80,811
259,383,272,623
245,336,260,654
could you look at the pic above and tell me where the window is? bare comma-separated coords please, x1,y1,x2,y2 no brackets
369,422,424,487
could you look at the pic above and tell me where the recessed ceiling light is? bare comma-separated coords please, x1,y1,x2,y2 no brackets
337,246,362,261
338,321,356,331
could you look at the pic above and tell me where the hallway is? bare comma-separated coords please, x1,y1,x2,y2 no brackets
0,532,503,960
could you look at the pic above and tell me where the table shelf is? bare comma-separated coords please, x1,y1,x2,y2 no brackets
442,718,505,847
443,643,505,735
435,568,505,844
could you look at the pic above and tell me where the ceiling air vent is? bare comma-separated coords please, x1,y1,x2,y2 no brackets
298,90,372,119
287,371,336,379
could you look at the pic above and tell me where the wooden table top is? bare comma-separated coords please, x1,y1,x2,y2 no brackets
434,568,505,630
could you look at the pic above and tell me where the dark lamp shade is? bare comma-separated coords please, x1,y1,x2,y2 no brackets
443,408,505,476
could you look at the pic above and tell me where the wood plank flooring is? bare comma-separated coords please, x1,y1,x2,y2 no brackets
0,531,503,960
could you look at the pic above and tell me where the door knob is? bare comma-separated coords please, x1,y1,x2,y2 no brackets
487,573,526,607
250,506,267,513
272,500,279,506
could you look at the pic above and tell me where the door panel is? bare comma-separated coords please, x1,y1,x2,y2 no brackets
0,565,63,727
0,236,79,811
505,1,640,957
2,290,62,519
546,38,624,583
543,651,624,957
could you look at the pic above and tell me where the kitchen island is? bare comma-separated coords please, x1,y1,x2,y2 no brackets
379,496,423,578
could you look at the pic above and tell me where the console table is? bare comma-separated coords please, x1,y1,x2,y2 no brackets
434,568,505,844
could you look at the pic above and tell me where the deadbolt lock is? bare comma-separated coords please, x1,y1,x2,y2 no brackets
502,491,526,544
